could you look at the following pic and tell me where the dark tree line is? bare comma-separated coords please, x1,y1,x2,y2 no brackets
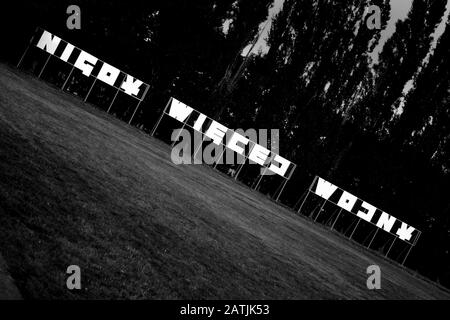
1,0,449,287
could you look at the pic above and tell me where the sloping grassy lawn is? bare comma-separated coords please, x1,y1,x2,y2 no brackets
0,63,449,299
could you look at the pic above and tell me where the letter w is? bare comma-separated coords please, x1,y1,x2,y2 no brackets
313,177,338,200
167,98,193,122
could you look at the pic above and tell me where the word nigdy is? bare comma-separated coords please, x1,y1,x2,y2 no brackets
312,177,418,243
166,98,294,178
35,29,149,99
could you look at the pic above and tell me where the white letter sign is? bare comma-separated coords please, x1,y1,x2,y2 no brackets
34,28,149,99
310,176,420,244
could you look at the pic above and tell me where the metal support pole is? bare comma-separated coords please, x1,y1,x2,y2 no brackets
302,176,318,215
394,242,408,261
234,144,254,180
107,88,120,113
330,208,342,230
349,219,361,240
214,147,226,169
401,244,413,266
310,175,319,190
325,208,338,226
271,176,284,200
253,174,263,190
297,190,311,214
193,135,206,160
253,166,269,190
294,176,317,212
129,85,150,125
128,100,142,124
171,124,187,147
294,188,308,210
84,78,97,102
344,218,356,236
345,218,361,239
170,114,192,147
234,157,247,180
385,236,397,258
62,66,75,90
107,77,127,114
17,44,32,68
275,179,289,202
234,161,245,180
314,199,327,222
151,98,172,136
38,54,51,78
309,203,321,218
367,228,379,249
17,27,38,68
413,231,421,247
285,164,297,181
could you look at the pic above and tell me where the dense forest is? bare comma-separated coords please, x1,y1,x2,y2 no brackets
1,0,449,288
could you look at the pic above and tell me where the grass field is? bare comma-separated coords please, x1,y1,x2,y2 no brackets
0,63,449,299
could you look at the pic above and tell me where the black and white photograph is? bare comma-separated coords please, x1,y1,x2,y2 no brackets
0,0,449,307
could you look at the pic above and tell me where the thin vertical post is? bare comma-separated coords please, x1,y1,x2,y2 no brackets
275,179,289,202
129,84,150,125
271,176,284,199
413,231,421,246
171,114,192,147
285,164,297,180
273,164,295,200
38,54,51,78
310,175,319,190
314,198,327,222
401,245,413,266
297,176,317,214
234,161,245,180
330,208,342,230
151,98,172,136
294,188,308,210
128,100,141,124
214,147,226,169
84,78,97,102
171,124,187,147
17,43,32,68
367,228,379,249
253,165,269,190
324,209,335,226
304,176,319,213
234,144,254,180
349,218,361,239
62,66,75,90
344,218,356,235
385,236,397,257
253,154,276,190
107,89,119,113
361,229,373,246
193,135,206,161
17,27,38,68
297,190,311,214
309,203,321,218
107,78,126,113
